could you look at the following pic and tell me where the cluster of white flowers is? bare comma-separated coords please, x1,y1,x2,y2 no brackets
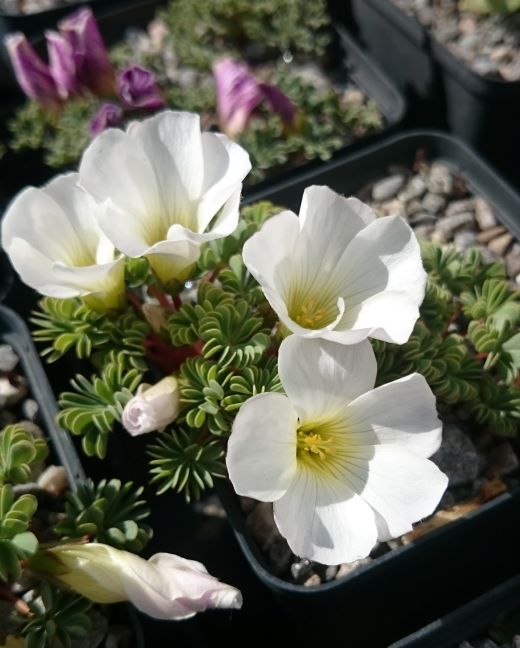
1,110,447,614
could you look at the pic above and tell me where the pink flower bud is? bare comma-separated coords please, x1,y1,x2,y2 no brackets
117,65,166,111
4,32,60,107
122,376,179,436
89,102,124,136
57,7,115,96
213,58,297,136
46,30,80,99
49,543,243,620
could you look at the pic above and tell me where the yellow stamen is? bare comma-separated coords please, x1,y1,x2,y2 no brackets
297,429,330,460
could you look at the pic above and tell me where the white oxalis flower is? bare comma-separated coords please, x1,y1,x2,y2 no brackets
1,172,125,310
50,542,242,620
227,336,448,565
78,110,251,284
243,185,427,345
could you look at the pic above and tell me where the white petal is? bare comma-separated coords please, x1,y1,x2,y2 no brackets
126,111,203,222
196,132,251,233
344,445,448,541
339,215,427,308
122,552,241,620
242,210,299,294
226,392,297,502
297,186,375,279
2,177,96,267
273,466,378,564
278,336,376,422
345,373,442,458
79,128,163,225
338,291,420,344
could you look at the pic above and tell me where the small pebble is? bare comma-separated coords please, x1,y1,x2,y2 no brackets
488,232,513,256
336,557,372,579
476,225,507,244
506,243,520,277
21,399,39,421
0,345,18,373
304,573,322,587
427,163,454,195
291,559,313,583
445,198,476,218
0,377,27,408
371,174,405,202
437,212,475,237
422,192,447,214
474,197,497,230
37,465,69,497
398,175,427,202
453,230,478,250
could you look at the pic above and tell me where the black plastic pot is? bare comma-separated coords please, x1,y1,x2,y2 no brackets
347,0,520,188
223,130,520,647
390,574,520,648
0,0,165,89
0,304,145,648
247,27,406,196
349,0,441,122
431,37,520,189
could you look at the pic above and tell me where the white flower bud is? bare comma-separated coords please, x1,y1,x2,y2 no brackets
50,543,242,620
122,376,179,436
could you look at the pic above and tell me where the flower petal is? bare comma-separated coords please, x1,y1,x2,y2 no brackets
339,215,426,309
298,187,374,263
273,466,378,564
345,373,442,458
126,111,204,223
242,210,299,293
344,445,448,541
196,132,251,234
227,392,297,502
79,126,162,246
338,290,421,344
278,336,376,422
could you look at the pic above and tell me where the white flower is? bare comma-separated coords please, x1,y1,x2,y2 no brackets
242,185,426,345
1,173,125,310
122,376,179,436
50,543,242,620
78,110,251,285
226,336,448,565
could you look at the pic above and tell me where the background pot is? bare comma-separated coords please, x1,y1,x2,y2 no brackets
345,0,520,189
390,574,520,648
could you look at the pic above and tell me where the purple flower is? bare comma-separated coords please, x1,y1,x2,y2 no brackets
57,7,114,96
117,65,166,111
46,30,79,99
213,58,297,136
4,33,60,107
89,102,124,136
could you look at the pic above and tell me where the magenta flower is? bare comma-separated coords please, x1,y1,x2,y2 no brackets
57,7,115,96
89,102,124,136
213,58,297,136
46,30,79,99
4,33,60,107
117,65,166,111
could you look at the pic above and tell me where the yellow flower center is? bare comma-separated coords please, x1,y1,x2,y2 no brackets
297,428,331,461
288,294,339,330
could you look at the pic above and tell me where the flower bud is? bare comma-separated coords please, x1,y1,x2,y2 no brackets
58,8,115,96
4,33,60,108
117,65,165,110
89,102,124,137
47,543,243,620
122,376,179,436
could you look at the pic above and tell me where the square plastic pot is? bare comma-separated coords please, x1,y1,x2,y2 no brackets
220,129,520,648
